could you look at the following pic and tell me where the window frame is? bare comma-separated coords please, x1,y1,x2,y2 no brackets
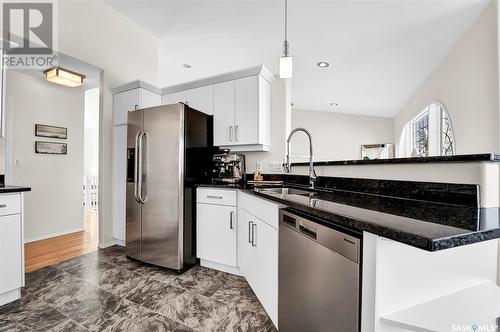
399,100,455,158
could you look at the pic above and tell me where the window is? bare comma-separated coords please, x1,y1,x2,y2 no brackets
399,102,455,157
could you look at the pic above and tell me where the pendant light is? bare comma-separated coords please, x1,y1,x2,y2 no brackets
279,0,293,78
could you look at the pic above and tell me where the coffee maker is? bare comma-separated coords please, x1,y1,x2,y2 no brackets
211,149,246,184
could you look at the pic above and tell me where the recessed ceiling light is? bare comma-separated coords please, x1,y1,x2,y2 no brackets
317,62,330,68
330,102,338,107
183,64,192,69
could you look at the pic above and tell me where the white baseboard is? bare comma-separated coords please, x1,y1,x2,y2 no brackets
0,288,21,306
200,259,243,276
24,227,85,244
98,238,125,249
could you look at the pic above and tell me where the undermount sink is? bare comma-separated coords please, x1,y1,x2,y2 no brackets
255,187,314,196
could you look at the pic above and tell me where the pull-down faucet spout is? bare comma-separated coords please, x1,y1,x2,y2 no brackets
284,127,317,189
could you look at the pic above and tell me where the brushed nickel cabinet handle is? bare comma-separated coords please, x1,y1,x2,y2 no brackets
235,125,239,141
229,126,234,142
229,211,234,229
248,221,253,243
252,223,257,247
206,195,222,199
0,204,7,208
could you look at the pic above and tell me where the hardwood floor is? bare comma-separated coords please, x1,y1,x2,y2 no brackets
24,211,98,272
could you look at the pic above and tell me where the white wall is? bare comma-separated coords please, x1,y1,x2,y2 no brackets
84,88,99,177
291,109,394,162
394,0,499,155
6,70,85,242
57,0,159,246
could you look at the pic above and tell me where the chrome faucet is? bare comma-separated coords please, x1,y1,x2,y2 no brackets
284,127,317,189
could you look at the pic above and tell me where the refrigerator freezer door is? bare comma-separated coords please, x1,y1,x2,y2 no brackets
126,109,143,260
141,104,185,269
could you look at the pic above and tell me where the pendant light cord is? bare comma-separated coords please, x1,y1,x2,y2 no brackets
283,0,289,57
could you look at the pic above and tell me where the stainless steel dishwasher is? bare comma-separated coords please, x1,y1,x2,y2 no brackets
279,209,361,332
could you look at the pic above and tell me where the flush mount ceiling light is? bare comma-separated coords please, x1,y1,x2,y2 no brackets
330,102,339,107
43,67,85,87
317,62,330,68
279,0,293,78
183,64,192,69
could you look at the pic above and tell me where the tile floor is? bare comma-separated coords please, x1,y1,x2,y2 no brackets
0,246,277,332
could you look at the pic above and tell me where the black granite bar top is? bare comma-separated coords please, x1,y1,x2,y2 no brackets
0,185,31,193
197,181,500,251
291,153,500,167
250,187,500,251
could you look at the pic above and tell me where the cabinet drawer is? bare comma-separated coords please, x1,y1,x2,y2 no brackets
239,191,279,229
197,188,237,206
0,194,20,216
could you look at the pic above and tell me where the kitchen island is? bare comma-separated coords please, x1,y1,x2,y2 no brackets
196,172,500,331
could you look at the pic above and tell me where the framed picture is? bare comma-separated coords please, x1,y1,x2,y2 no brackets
35,141,67,155
35,124,67,139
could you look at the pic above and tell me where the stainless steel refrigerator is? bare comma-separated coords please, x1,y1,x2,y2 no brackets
126,103,213,271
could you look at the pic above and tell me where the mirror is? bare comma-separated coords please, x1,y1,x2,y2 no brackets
289,0,495,162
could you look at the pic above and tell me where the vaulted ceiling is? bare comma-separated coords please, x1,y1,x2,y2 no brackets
105,0,490,117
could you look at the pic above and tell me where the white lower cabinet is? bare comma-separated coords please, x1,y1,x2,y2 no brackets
197,203,237,267
196,188,239,274
0,193,24,306
238,195,279,328
196,188,279,327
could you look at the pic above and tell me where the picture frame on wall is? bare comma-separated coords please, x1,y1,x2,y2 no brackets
35,124,68,139
35,141,67,155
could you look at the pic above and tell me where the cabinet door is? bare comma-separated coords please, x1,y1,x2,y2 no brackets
197,203,237,267
237,208,251,272
112,125,127,242
239,210,260,294
213,80,235,146
234,76,259,145
140,89,161,109
186,86,214,115
255,219,279,326
113,88,140,125
162,91,186,105
0,214,22,294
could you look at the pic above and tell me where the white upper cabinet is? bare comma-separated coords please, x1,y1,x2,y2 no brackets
214,80,236,146
161,65,273,152
162,90,186,106
186,85,214,115
234,76,260,146
141,89,162,109
213,75,271,151
113,89,140,126
113,88,161,125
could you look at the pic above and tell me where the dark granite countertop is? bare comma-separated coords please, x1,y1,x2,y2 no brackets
291,153,500,167
197,182,500,251
0,185,31,193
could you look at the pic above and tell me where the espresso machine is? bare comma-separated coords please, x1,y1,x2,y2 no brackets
211,149,246,184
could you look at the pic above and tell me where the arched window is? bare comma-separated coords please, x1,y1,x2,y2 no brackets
399,101,455,157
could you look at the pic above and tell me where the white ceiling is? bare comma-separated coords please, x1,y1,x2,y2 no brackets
105,0,490,117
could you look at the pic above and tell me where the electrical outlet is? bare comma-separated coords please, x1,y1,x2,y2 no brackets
256,162,263,172
14,159,22,167
269,161,283,172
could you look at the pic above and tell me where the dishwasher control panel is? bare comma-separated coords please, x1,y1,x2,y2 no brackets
279,209,360,263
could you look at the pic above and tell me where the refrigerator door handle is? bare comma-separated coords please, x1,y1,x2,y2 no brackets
134,131,141,204
138,131,148,204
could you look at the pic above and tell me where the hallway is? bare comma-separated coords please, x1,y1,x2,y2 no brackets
24,211,98,272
